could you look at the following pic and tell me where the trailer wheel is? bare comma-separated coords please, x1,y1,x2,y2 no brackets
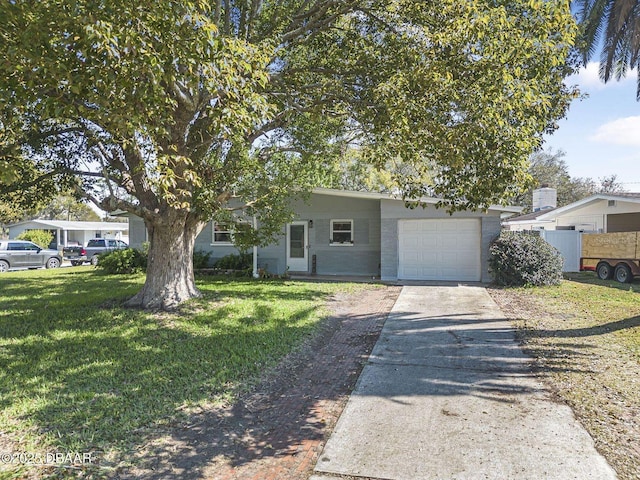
596,262,613,280
614,264,633,283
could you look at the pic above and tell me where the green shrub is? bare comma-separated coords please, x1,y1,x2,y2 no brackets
489,231,563,287
97,248,147,274
16,229,54,249
214,252,252,270
193,249,212,269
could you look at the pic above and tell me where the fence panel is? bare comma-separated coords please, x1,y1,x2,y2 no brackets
540,230,582,272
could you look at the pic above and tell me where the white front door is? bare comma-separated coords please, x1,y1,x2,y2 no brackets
287,221,308,272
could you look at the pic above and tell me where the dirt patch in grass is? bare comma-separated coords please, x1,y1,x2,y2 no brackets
117,285,401,480
489,284,640,480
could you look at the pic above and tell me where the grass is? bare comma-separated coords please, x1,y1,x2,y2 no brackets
0,267,369,478
489,272,640,480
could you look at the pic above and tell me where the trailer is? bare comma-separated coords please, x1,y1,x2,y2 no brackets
580,231,640,283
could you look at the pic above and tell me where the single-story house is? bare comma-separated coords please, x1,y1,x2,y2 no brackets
503,193,640,233
128,188,520,282
8,220,129,249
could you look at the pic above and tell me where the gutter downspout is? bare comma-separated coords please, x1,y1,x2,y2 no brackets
252,215,259,279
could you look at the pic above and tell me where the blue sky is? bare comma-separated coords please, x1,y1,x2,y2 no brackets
543,63,640,190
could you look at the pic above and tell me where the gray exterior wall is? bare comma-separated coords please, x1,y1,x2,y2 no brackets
193,193,381,275
480,216,501,282
194,223,240,267
193,222,287,272
125,192,503,280
288,193,381,276
380,199,502,283
128,216,147,249
126,192,381,276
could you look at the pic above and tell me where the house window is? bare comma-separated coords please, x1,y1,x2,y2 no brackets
212,222,250,244
330,219,354,245
212,222,233,244
608,200,617,207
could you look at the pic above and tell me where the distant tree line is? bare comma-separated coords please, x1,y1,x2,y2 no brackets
510,149,625,213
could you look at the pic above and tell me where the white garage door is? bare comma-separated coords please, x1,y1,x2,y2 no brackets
398,219,481,281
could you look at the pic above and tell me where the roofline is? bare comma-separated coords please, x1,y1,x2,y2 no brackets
311,187,396,200
312,187,522,213
536,193,640,220
502,219,555,225
11,189,522,225
6,219,129,229
491,205,523,214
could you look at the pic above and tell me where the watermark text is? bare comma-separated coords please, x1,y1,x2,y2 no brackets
1,452,95,466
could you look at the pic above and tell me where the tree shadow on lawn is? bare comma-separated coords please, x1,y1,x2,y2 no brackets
0,271,327,320
0,269,143,320
3,279,605,479
117,302,394,479
563,272,640,293
0,274,339,477
194,276,335,303
525,315,640,339
121,303,599,479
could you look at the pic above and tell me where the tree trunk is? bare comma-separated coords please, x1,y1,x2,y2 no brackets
125,211,205,310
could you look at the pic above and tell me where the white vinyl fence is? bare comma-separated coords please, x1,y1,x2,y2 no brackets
539,230,582,272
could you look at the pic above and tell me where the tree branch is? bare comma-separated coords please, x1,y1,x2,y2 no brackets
0,168,63,195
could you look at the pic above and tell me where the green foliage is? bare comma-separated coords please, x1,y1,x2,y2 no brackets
214,252,252,271
0,0,580,307
192,249,212,269
359,1,579,210
0,0,579,214
0,197,35,228
16,229,54,249
97,248,147,274
99,247,213,273
575,0,640,100
36,193,101,221
0,162,59,226
0,159,19,184
489,232,563,287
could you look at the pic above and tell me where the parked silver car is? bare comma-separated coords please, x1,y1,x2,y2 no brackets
0,240,62,272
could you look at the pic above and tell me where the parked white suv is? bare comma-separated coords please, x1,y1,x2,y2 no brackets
0,240,62,272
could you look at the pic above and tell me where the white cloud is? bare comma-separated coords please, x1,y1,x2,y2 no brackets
591,116,640,146
567,62,637,91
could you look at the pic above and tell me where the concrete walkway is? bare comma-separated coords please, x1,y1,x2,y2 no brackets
312,286,617,480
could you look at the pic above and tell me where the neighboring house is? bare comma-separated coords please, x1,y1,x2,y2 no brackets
8,220,129,249
503,193,640,233
502,192,640,273
501,208,559,231
128,188,520,282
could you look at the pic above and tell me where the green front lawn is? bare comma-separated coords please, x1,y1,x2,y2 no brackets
0,268,365,477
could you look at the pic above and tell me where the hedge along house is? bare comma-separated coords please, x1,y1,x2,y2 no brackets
127,188,520,282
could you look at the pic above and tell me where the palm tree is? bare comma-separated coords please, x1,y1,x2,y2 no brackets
574,0,640,99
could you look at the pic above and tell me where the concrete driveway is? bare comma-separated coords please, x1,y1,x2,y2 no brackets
312,285,616,480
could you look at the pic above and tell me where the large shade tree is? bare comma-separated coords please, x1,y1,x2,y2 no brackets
0,0,577,309
575,0,640,99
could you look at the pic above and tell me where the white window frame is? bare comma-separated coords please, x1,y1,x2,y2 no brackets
211,221,250,245
212,222,233,245
330,219,354,246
